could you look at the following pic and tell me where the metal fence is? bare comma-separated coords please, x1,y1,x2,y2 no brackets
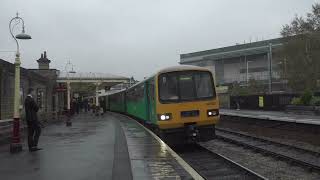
230,93,299,111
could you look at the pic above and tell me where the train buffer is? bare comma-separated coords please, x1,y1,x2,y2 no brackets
0,112,199,180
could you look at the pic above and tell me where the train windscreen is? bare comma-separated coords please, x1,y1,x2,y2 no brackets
158,71,216,103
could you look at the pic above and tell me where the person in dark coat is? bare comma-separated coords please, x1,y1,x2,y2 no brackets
83,99,88,112
101,99,106,113
76,98,80,114
71,98,76,116
25,88,42,152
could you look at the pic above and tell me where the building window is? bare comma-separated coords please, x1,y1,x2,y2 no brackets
37,88,45,109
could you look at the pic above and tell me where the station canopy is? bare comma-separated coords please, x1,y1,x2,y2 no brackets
58,72,129,82
57,72,129,96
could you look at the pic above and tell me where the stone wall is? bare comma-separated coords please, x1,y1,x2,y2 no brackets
0,59,53,121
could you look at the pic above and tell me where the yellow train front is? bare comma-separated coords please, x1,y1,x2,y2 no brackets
153,66,219,144
106,65,220,145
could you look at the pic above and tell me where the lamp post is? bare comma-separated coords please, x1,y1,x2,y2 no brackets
268,43,273,94
92,73,101,116
9,13,32,153
65,61,76,126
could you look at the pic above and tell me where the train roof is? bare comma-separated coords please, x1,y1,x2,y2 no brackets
100,89,126,97
123,65,212,92
156,65,210,74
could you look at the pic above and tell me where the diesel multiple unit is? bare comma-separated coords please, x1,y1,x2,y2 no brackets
102,65,220,144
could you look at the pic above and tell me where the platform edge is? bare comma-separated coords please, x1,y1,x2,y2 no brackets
117,113,205,180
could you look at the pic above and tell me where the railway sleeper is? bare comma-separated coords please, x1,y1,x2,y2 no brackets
217,135,320,173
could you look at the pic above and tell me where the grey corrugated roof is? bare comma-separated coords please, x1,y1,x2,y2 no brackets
58,72,129,80
180,37,286,63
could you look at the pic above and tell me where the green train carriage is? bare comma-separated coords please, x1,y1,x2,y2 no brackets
108,90,126,113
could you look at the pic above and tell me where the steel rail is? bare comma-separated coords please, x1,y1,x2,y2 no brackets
216,128,320,172
178,144,267,180
216,127,320,157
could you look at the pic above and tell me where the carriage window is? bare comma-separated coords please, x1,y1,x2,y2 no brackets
136,84,144,99
149,79,155,100
127,89,135,101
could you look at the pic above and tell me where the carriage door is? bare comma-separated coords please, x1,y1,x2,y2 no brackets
147,79,156,123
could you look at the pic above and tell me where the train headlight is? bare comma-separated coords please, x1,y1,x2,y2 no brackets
158,113,172,121
207,109,219,117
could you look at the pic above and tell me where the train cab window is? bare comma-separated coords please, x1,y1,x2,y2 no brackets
179,74,196,100
159,71,215,103
159,75,179,101
194,73,214,98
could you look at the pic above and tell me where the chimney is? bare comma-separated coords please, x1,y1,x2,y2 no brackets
37,50,51,70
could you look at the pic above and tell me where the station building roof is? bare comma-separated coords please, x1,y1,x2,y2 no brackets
0,59,49,83
180,37,286,64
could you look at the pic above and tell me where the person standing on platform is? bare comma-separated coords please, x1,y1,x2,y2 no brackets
84,99,88,112
76,98,80,114
25,88,42,152
79,99,83,113
71,98,76,116
101,99,106,114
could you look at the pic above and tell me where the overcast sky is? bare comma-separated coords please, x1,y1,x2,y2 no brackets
0,0,317,80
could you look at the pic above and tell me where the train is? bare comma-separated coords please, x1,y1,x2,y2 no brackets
101,65,220,144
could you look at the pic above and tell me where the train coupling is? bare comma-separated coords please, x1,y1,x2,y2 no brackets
185,125,199,143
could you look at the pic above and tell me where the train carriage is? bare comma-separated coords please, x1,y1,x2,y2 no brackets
106,65,219,144
108,90,126,113
126,83,149,121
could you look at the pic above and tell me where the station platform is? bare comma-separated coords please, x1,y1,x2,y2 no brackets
0,112,196,180
220,109,320,125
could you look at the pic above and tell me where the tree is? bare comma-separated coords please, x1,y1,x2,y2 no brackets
229,82,249,96
247,79,266,94
281,4,320,36
229,79,266,96
280,3,320,92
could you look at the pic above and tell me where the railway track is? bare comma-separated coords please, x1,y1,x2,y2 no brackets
215,127,320,172
174,144,267,180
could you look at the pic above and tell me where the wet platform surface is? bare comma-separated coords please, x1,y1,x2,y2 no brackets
114,113,192,180
0,112,192,180
221,109,320,125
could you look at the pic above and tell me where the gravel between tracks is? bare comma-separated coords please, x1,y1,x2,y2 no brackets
201,139,320,180
216,129,320,168
218,117,320,153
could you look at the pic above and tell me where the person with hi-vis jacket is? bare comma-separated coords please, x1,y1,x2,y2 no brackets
24,88,42,152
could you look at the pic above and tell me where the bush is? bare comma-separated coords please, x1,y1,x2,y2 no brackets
291,97,303,105
300,90,313,105
310,96,320,106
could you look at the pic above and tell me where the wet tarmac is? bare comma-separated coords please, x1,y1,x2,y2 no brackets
0,112,192,180
0,113,124,180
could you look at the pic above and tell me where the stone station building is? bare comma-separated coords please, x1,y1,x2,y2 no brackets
0,51,129,121
0,51,59,121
